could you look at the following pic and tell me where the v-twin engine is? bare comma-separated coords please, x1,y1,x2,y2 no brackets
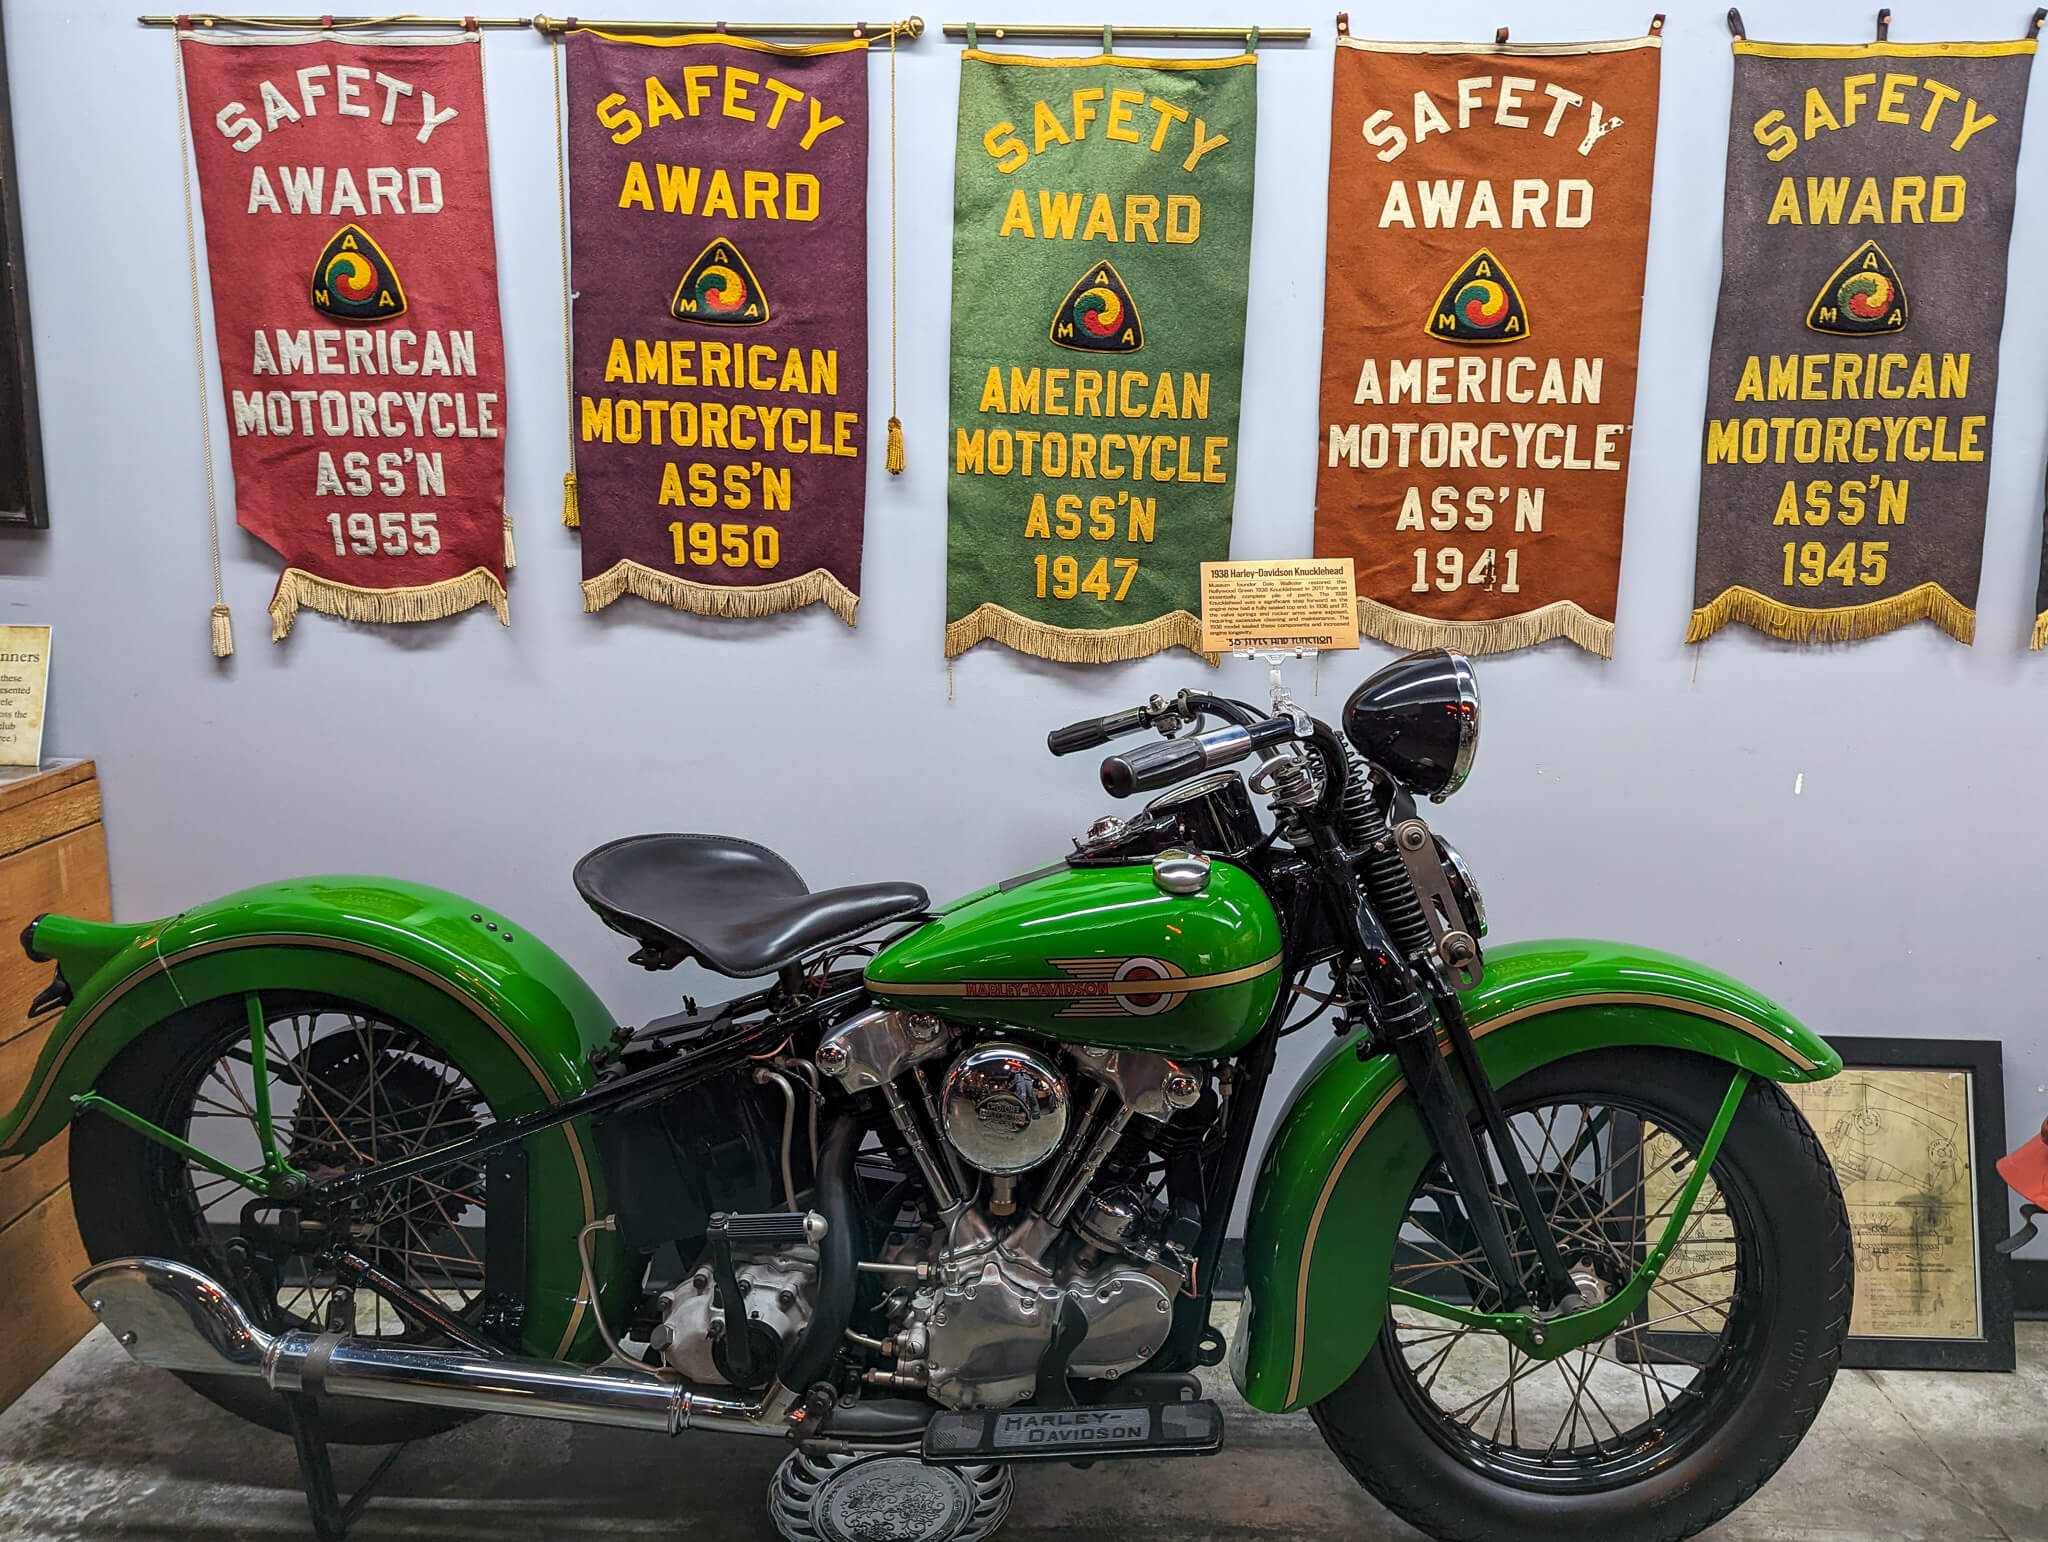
900,1193,1188,1409
817,1008,1209,1410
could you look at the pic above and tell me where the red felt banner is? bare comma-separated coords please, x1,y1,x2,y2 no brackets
180,30,510,639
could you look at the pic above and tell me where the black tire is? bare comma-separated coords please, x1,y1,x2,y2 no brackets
71,993,499,1446
1310,1048,1852,1542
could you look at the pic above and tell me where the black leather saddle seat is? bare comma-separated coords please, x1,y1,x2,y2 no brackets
573,834,928,978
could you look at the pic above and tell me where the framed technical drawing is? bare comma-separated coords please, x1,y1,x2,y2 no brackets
1784,1037,2014,1372
0,6,45,529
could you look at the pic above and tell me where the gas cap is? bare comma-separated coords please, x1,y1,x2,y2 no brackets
1152,850,1211,895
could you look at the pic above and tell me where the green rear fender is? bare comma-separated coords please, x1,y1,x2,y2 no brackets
1232,938,1839,1414
6,877,632,1364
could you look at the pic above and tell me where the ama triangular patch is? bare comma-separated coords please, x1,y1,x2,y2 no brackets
1050,262,1142,353
672,239,769,326
1423,250,1529,345
311,224,406,322
1807,240,1907,335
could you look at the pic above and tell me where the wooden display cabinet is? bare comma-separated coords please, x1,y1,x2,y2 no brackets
0,761,109,1409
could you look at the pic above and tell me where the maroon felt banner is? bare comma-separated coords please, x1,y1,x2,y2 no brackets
564,30,871,623
181,30,510,640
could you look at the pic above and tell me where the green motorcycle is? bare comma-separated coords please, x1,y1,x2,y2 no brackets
6,650,1850,1542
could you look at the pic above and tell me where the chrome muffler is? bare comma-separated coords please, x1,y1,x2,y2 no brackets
75,1257,786,1437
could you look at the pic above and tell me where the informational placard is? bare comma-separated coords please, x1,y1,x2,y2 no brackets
1199,559,1360,653
0,625,50,767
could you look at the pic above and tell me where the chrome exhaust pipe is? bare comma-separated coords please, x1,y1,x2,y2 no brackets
76,1258,786,1437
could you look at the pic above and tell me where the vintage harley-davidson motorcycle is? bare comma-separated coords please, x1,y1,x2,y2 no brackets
3,650,1853,1542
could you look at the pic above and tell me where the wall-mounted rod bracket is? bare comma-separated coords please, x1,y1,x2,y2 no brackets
533,14,923,38
142,13,533,26
942,21,1308,43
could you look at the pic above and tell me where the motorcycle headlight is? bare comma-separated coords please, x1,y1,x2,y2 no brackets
1341,649,1480,802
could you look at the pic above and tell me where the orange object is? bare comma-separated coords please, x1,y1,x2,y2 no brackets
1997,1124,2048,1208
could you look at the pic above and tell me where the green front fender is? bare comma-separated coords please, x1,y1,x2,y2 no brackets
1232,938,1840,1414
4,877,632,1364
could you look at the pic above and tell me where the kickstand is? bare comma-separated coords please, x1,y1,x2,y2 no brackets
282,1393,411,1542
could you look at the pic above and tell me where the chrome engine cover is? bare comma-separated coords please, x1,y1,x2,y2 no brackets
940,1041,1069,1176
909,1211,1183,1410
652,1247,816,1385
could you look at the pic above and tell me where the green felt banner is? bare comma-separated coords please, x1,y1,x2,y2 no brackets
945,49,1258,662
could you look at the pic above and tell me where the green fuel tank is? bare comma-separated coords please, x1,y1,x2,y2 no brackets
864,860,1284,1059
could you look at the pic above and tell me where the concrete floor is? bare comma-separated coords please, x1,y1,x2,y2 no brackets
1,1309,2044,1540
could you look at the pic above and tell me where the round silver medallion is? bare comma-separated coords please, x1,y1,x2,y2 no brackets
770,1451,1012,1542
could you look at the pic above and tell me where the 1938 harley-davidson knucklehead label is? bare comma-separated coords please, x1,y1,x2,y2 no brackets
1199,558,1361,653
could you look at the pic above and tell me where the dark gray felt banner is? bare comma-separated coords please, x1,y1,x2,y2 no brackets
1690,38,2035,647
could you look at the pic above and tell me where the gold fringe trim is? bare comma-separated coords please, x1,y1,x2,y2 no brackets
1355,597,1613,660
269,567,510,642
1687,583,1974,646
581,559,857,626
209,603,234,659
2034,611,2048,651
562,472,580,528
945,603,1217,664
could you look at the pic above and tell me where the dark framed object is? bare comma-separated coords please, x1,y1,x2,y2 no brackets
1782,1036,2014,1372
0,6,46,528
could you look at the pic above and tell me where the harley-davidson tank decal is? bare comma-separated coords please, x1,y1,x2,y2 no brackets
873,953,1278,1016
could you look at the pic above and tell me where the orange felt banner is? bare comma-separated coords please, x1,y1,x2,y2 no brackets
1312,34,1664,658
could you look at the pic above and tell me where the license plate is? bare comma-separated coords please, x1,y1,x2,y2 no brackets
990,1408,1152,1451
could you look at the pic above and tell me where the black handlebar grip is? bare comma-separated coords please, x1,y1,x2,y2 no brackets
1048,707,1148,756
1101,737,1208,798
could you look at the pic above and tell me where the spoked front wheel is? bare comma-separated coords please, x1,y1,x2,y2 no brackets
1311,1048,1851,1542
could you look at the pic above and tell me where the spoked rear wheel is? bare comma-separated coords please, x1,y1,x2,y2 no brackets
1311,1049,1851,1542
72,992,501,1444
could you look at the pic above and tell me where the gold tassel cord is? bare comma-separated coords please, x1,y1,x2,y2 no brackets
270,568,509,641
885,20,904,474
1687,583,1974,646
554,34,581,528
503,512,517,569
944,603,1217,664
581,560,859,625
1355,597,1615,660
174,31,233,658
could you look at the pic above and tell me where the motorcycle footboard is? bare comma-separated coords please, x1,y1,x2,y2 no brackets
922,1401,1224,1464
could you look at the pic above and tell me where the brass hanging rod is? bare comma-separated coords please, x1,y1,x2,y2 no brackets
942,22,1309,42
141,13,534,26
532,14,923,37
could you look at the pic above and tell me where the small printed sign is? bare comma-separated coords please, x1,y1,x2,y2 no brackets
1200,559,1361,654
0,625,50,767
